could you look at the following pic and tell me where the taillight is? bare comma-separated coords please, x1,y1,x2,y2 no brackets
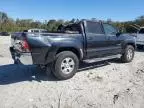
22,39,31,52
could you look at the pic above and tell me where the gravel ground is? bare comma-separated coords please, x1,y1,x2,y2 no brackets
0,37,144,108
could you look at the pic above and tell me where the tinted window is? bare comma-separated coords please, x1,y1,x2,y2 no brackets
41,30,48,33
34,30,39,33
87,21,103,34
103,24,117,35
23,30,28,32
139,28,144,34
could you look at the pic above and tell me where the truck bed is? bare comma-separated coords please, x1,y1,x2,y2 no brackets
10,32,83,65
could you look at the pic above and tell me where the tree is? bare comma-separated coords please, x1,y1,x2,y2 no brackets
1,11,144,33
30,21,42,28
0,12,8,23
46,19,64,32
0,12,9,31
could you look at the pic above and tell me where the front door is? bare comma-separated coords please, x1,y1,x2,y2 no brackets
103,23,122,55
85,21,108,58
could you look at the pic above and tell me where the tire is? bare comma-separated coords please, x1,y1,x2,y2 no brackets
137,45,143,49
52,51,79,80
121,45,135,63
14,59,22,64
14,59,19,64
37,65,47,73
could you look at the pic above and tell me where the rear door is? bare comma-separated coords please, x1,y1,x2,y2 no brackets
85,21,108,58
103,23,122,55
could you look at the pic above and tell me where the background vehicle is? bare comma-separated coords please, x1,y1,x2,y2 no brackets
10,20,136,80
136,27,144,49
130,25,144,49
23,29,48,33
0,32,10,36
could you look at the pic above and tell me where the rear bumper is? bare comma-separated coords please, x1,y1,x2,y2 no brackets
18,53,33,65
10,47,33,65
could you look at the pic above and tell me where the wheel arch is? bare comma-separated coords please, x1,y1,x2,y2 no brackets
126,42,136,49
56,47,83,60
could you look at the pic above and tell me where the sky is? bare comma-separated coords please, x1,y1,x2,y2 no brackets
0,0,144,21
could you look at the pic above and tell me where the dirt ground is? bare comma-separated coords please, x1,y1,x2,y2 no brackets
0,36,144,108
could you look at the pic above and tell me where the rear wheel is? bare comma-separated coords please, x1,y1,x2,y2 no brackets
137,45,143,49
52,51,79,80
121,45,135,63
37,65,46,73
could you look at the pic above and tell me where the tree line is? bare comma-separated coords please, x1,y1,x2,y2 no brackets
0,11,144,33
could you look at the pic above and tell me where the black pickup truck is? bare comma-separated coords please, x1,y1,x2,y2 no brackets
10,20,136,80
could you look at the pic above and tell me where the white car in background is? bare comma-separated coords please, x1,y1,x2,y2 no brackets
131,25,144,49
23,29,48,33
136,27,144,49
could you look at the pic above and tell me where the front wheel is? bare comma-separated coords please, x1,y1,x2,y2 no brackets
121,45,135,63
52,51,79,80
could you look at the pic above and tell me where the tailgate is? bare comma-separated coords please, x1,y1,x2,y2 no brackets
11,32,30,52
10,32,33,65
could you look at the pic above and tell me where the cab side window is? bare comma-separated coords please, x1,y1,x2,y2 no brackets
87,21,104,34
103,24,117,35
34,30,39,33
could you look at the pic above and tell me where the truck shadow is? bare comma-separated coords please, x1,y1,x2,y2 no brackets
136,49,144,52
0,59,118,85
0,64,56,85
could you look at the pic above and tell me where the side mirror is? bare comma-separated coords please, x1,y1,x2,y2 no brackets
116,32,121,37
